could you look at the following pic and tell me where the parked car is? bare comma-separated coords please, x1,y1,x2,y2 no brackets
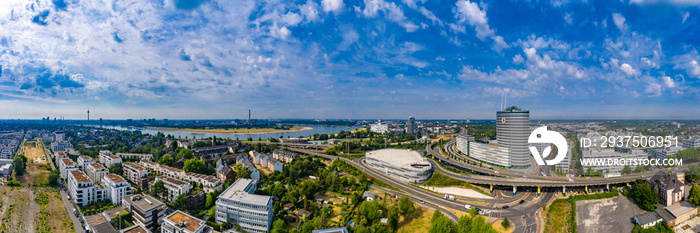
502,205,509,209
519,200,525,204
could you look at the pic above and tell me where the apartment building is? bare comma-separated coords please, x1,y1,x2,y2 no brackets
215,178,273,233
272,149,299,163
183,172,223,193
153,177,191,203
51,141,74,152
67,170,106,206
101,154,123,168
267,157,283,173
236,155,260,182
122,194,166,231
77,156,94,171
86,163,108,185
102,174,132,205
116,153,153,161
139,159,159,171
124,163,149,184
60,158,79,180
162,210,211,233
99,150,112,163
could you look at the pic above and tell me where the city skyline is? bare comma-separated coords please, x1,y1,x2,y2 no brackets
1,0,700,119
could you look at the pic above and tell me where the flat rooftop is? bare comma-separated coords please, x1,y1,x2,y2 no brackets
124,163,146,171
79,156,93,161
666,201,696,218
70,170,92,183
121,225,149,233
161,177,188,187
105,174,126,183
365,149,431,169
219,178,271,206
165,211,205,232
88,163,106,170
61,158,76,166
124,194,164,213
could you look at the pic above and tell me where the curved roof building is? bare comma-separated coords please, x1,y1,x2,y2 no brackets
365,149,432,183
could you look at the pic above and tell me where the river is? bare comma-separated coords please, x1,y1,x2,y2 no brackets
92,125,360,140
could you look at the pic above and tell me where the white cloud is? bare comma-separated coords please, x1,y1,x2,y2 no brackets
683,12,690,24
338,26,359,50
455,0,492,40
513,54,524,64
645,82,661,97
564,12,573,24
612,13,628,33
453,0,509,52
661,76,676,88
419,7,443,26
620,63,640,77
357,0,419,32
322,0,344,13
300,0,321,22
281,12,303,26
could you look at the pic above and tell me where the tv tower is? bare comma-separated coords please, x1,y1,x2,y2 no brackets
87,109,90,121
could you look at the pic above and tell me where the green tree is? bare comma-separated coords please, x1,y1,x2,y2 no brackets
469,206,477,216
161,154,174,166
501,216,510,229
206,192,216,207
429,213,453,233
398,196,416,219
431,209,442,222
109,163,124,175
631,179,658,211
176,149,194,161
151,180,166,199
454,214,471,232
13,154,27,176
184,159,206,174
270,219,285,233
388,206,400,232
621,165,632,175
48,170,60,186
689,183,700,206
686,165,700,182
173,194,186,210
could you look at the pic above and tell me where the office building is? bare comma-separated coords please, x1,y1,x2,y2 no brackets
162,210,211,233
365,149,432,183
683,137,700,149
122,194,166,231
497,106,531,169
124,163,149,184
54,131,65,142
407,116,415,134
370,122,389,134
102,174,132,205
86,163,108,185
215,178,273,233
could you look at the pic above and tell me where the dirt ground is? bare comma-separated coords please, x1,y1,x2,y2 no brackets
16,164,51,186
22,140,48,164
0,186,73,233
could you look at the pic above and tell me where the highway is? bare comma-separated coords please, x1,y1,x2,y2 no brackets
429,141,695,187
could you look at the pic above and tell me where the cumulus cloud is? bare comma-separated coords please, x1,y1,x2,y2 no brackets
620,63,640,77
513,54,524,64
564,12,573,24
322,0,344,14
301,0,321,22
661,76,676,88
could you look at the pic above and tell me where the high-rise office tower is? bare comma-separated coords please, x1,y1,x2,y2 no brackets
407,116,415,134
497,106,530,169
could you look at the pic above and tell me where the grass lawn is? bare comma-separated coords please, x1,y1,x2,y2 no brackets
544,198,575,233
144,126,310,134
397,206,431,233
492,219,515,233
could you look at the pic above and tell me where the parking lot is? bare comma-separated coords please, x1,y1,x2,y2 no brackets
576,196,645,233
674,215,700,233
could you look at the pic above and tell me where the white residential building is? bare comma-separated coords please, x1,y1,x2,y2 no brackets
123,163,149,184
116,153,153,161
77,156,94,171
51,141,74,152
154,177,191,203
86,163,108,185
683,137,700,149
101,154,123,168
60,158,79,180
67,170,106,206
102,174,132,205
216,178,273,233
182,172,223,193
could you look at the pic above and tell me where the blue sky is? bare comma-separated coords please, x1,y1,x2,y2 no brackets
1,0,700,120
